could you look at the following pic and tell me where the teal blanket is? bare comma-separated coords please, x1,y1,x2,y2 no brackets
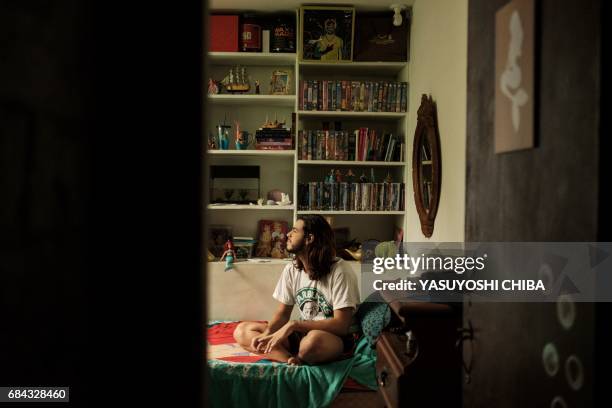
207,329,377,408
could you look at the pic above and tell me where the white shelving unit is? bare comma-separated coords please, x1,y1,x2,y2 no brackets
208,94,295,107
297,160,406,166
206,7,412,247
208,204,295,210
208,149,295,157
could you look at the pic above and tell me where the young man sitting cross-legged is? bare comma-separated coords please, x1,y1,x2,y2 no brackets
233,215,360,365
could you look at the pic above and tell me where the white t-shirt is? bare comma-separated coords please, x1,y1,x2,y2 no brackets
273,258,360,321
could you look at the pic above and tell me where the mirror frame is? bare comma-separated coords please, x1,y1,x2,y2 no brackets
411,94,441,238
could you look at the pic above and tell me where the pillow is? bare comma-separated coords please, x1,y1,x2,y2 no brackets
355,292,391,347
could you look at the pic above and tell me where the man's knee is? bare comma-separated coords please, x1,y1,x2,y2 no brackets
297,331,327,361
233,322,250,345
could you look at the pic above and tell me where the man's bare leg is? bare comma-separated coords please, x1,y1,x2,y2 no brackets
233,321,296,364
296,330,343,365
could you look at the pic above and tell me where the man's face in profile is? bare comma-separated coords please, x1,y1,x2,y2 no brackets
287,220,306,253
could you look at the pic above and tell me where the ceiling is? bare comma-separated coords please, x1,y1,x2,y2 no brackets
209,0,415,13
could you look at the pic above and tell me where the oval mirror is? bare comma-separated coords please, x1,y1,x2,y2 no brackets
412,94,441,237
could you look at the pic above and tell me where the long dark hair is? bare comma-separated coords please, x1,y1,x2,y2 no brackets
294,215,336,280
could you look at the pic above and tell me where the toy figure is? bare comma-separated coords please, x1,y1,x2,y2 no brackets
208,132,217,150
208,78,219,94
255,80,260,94
359,171,368,183
346,169,355,184
220,239,237,271
335,169,343,182
384,172,393,183
327,169,335,183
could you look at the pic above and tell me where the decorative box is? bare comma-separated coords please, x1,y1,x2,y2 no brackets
210,15,239,52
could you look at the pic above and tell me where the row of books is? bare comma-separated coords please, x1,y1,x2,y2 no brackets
297,182,405,212
255,128,292,150
298,80,408,112
298,129,404,162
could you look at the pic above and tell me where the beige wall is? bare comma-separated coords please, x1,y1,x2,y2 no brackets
405,0,468,242
207,260,362,321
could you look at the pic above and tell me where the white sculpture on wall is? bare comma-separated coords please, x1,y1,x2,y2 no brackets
500,10,529,132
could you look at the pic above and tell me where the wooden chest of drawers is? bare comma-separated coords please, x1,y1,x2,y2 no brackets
375,299,462,408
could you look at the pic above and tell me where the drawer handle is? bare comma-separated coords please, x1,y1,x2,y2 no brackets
378,370,388,387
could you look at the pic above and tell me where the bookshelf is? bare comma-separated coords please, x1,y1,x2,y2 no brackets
206,6,412,250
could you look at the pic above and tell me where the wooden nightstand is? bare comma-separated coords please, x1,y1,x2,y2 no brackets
375,295,462,408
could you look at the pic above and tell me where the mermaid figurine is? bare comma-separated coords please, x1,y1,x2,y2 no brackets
220,239,237,271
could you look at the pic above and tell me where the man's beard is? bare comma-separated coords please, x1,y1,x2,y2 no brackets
287,238,306,254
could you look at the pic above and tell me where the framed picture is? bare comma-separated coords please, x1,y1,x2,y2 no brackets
269,70,290,95
210,165,260,204
254,220,289,259
209,225,233,258
300,6,355,62
354,12,409,62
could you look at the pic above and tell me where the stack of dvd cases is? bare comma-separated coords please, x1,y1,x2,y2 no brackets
298,181,404,212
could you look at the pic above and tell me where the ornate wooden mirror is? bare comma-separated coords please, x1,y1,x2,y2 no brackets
412,94,441,237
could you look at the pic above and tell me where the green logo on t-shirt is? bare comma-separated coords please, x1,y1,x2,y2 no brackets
295,287,333,319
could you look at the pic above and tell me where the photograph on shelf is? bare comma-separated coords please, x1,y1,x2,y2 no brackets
209,225,233,258
300,6,355,62
269,70,290,95
254,220,289,259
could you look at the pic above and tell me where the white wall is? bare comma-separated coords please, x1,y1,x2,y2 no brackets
405,0,468,242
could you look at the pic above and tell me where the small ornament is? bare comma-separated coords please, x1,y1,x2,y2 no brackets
255,80,260,94
207,78,219,95
359,171,368,183
384,172,393,183
335,169,343,183
220,239,237,271
346,169,355,184
208,132,217,149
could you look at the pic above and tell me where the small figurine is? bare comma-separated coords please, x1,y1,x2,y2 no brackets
327,169,335,183
359,171,368,183
207,132,217,150
335,169,343,183
207,78,219,95
255,80,260,94
384,172,393,183
278,193,291,205
346,169,355,184
220,239,237,271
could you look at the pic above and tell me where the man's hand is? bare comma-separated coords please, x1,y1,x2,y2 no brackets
256,320,296,354
250,331,270,352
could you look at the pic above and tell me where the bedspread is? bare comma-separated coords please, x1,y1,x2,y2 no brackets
207,321,377,408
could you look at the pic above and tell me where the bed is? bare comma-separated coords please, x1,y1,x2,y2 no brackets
206,321,382,408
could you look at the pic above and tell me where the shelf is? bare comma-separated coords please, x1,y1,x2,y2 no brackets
298,160,405,166
208,204,295,210
207,150,295,157
208,259,292,266
208,94,295,107
208,52,296,66
297,110,407,119
296,210,404,215
299,60,408,76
